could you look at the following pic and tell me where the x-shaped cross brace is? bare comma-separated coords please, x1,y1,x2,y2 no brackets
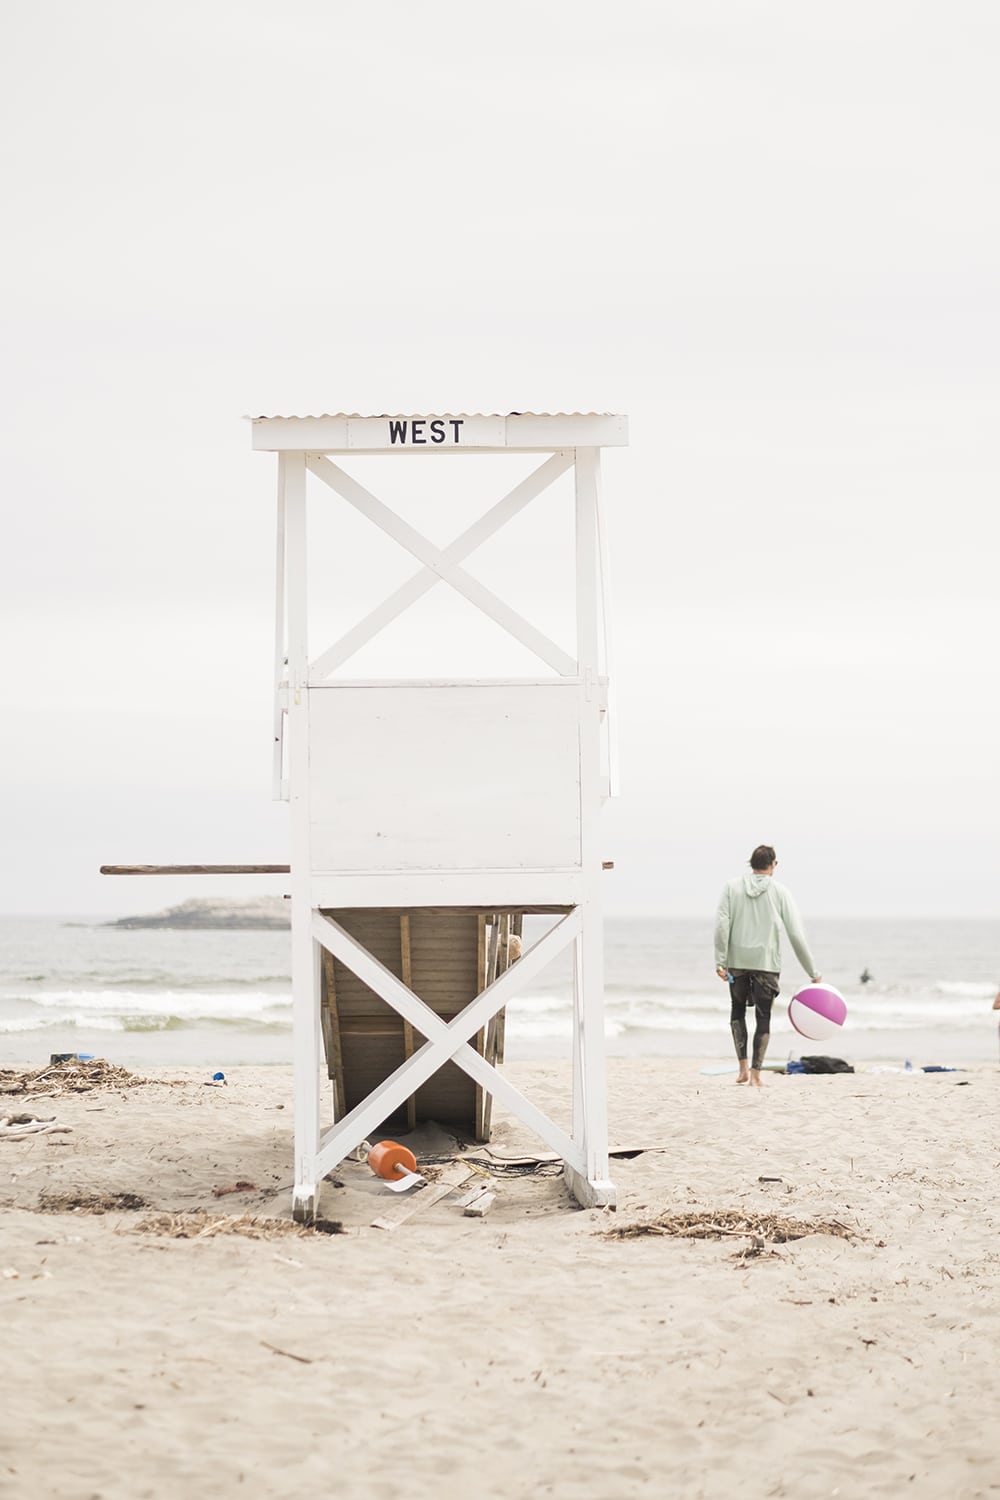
310,907,586,1182
305,452,577,679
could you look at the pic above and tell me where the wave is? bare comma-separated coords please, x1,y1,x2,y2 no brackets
935,980,996,998
504,1016,627,1039
11,988,292,1019
0,1012,294,1035
1,977,992,1042
12,972,292,991
1,1005,988,1040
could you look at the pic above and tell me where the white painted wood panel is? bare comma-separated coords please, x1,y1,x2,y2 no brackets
308,871,584,908
347,415,506,448
251,413,628,452
307,684,582,873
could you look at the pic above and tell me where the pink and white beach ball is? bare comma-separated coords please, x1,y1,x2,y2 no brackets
788,983,848,1042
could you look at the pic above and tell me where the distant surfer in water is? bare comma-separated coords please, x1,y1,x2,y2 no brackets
714,845,822,1088
860,968,873,986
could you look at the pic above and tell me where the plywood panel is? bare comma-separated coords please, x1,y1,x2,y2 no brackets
409,909,478,1133
319,908,487,1137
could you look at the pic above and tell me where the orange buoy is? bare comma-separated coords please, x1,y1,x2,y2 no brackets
367,1140,418,1181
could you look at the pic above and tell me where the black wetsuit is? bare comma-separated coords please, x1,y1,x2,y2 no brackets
728,969,780,1070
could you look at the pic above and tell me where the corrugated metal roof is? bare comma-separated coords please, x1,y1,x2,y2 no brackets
249,411,620,420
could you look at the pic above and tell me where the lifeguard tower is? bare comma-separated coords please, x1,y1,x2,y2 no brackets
252,411,628,1220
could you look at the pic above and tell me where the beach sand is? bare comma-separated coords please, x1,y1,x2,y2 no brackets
2,1058,999,1499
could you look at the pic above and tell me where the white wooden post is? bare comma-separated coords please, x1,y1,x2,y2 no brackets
566,447,614,1206
272,456,287,800
571,935,586,1146
595,455,619,799
284,452,322,1222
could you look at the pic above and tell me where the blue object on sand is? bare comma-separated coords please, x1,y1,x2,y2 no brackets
212,1071,225,1082
77,1053,95,1061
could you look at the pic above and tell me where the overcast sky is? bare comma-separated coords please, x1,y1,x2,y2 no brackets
2,1,997,919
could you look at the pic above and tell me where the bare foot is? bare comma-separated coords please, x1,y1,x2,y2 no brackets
749,1069,765,1087
736,1066,750,1084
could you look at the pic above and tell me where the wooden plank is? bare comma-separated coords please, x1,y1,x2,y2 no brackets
476,914,488,993
321,948,346,1119
409,908,477,1134
370,1162,476,1232
480,914,500,1141
494,1003,508,1069
311,875,582,909
340,1019,419,1036
454,1181,494,1210
484,911,510,1077
319,1003,335,1085
496,906,521,1061
474,914,488,1141
463,1191,496,1218
399,914,417,1131
485,916,500,988
101,864,290,875
317,903,553,924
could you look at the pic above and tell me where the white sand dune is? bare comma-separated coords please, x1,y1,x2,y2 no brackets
2,1058,998,1499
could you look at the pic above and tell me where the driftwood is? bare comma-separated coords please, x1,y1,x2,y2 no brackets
261,1341,313,1364
0,1110,72,1139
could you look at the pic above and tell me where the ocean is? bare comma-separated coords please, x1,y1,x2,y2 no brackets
2,915,998,1072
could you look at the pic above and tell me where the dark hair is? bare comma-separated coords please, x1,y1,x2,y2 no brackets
750,845,777,871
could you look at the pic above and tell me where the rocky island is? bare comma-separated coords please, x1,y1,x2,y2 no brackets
105,897,290,931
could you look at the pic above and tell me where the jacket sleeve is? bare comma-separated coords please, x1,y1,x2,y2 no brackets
777,886,819,979
713,885,731,969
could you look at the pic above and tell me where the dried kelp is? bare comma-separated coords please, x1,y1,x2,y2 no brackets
127,1211,343,1240
0,1059,152,1098
603,1210,855,1244
38,1189,148,1214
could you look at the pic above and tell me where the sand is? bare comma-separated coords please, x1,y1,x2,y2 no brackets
2,1057,999,1500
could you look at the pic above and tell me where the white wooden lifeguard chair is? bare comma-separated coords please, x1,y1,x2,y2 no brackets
251,411,628,1220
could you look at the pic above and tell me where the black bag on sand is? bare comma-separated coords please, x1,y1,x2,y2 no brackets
800,1055,854,1074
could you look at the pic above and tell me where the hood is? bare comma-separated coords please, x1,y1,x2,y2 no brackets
742,872,773,899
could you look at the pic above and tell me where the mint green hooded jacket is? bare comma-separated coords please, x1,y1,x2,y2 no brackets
714,872,819,979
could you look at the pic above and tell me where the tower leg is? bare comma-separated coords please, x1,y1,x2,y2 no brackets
565,901,615,1209
567,446,615,1209
292,912,322,1222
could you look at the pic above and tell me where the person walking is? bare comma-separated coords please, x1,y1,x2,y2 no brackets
714,845,822,1087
